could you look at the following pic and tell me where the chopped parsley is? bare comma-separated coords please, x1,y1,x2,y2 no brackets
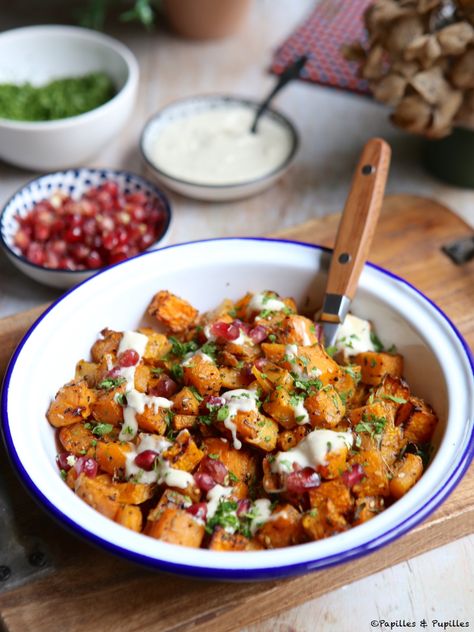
228,471,239,483
268,333,277,342
370,331,384,352
200,341,218,362
344,365,361,384
216,405,230,422
98,377,126,390
381,394,407,404
208,453,219,460
150,367,164,375
355,413,387,443
60,469,67,481
115,392,127,407
326,345,337,358
205,500,240,534
168,336,199,358
189,385,204,402
169,364,184,381
85,422,114,437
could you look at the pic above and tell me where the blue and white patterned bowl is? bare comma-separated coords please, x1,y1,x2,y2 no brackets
1,239,473,580
0,168,172,289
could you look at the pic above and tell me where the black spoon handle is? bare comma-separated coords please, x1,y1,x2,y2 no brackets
251,54,308,134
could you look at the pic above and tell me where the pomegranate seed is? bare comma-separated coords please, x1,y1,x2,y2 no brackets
106,366,122,379
26,242,45,265
127,192,147,205
118,349,139,367
286,467,320,493
109,249,128,265
134,450,158,471
249,325,268,344
204,395,225,410
150,375,178,398
200,456,228,485
101,181,119,196
57,452,73,471
254,357,267,371
237,499,251,516
14,229,30,250
86,251,103,269
102,231,119,250
342,464,365,488
74,456,98,478
210,320,240,341
194,472,216,491
50,239,67,255
186,502,208,521
64,226,83,244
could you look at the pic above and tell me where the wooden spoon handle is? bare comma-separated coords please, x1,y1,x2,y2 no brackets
325,137,391,301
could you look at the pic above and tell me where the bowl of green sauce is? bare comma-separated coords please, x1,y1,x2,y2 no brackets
0,25,139,171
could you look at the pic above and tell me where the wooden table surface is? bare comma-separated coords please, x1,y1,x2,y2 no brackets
0,2,473,630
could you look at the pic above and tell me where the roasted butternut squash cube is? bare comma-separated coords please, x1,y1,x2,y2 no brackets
136,406,168,435
256,504,302,548
95,441,132,477
349,449,390,497
75,360,99,388
172,387,200,415
148,489,191,523
145,507,204,547
390,453,423,499
318,446,349,480
202,437,258,484
47,380,95,428
138,327,172,361
277,426,307,451
172,414,197,431
115,505,142,532
183,355,222,396
263,388,298,429
353,496,385,525
147,291,198,334
302,500,348,540
277,314,319,347
309,478,353,515
163,429,204,472
305,385,345,429
229,411,278,452
403,398,438,444
90,328,122,363
219,366,249,389
355,351,404,386
59,422,96,457
91,384,125,425
75,474,119,520
209,528,262,551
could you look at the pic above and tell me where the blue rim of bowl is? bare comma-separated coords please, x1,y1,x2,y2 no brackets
1,237,473,581
139,95,300,190
0,168,172,275
0,25,138,129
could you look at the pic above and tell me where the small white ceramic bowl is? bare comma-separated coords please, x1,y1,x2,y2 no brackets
2,239,473,580
0,168,172,289
0,25,139,171
140,95,299,201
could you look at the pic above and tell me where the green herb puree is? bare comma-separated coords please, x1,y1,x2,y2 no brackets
0,72,116,121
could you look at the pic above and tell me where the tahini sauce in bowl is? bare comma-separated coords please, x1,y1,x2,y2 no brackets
140,95,298,201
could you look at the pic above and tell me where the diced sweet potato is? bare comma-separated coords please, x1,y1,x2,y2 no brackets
219,366,249,389
75,360,99,388
145,507,204,547
230,411,278,452
94,478,155,505
302,500,348,540
201,437,258,484
95,441,132,476
256,504,302,548
261,343,339,383
163,429,204,472
91,385,125,425
75,474,119,519
277,426,308,451
138,327,172,361
172,387,200,415
403,397,438,444
59,423,96,457
133,364,151,393
318,446,349,479
90,328,122,363
147,489,191,522
263,388,298,429
390,453,423,499
305,385,345,429
374,374,410,403
309,478,353,515
115,505,142,532
183,355,222,396
353,496,385,525
330,365,361,407
277,314,319,347
136,406,168,435
47,380,95,428
355,352,404,386
148,291,198,333
172,414,197,431
349,449,390,497
209,528,262,551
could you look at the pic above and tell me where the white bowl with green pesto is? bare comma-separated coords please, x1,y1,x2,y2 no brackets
140,95,299,201
2,238,473,580
0,25,139,171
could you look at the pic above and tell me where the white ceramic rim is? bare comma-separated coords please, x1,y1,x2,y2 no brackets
1,238,473,581
0,25,139,129
139,94,300,190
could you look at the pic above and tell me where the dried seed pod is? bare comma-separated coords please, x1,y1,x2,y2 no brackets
392,59,420,78
386,15,424,54
417,0,442,13
455,89,474,126
405,34,442,67
341,42,367,63
361,44,386,79
428,90,463,137
411,66,451,104
365,0,414,31
371,73,408,105
451,48,474,88
437,22,474,55
391,94,432,133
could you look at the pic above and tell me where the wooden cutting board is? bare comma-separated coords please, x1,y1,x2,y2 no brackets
0,194,472,632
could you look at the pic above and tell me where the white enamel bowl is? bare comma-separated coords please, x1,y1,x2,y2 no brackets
140,95,299,201
2,239,473,580
0,25,139,171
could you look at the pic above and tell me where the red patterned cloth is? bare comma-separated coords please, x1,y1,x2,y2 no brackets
271,0,372,95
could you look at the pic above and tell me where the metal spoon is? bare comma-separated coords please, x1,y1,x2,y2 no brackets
317,138,392,347
250,54,308,134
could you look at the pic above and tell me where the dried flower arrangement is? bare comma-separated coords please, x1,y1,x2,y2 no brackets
345,0,474,137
